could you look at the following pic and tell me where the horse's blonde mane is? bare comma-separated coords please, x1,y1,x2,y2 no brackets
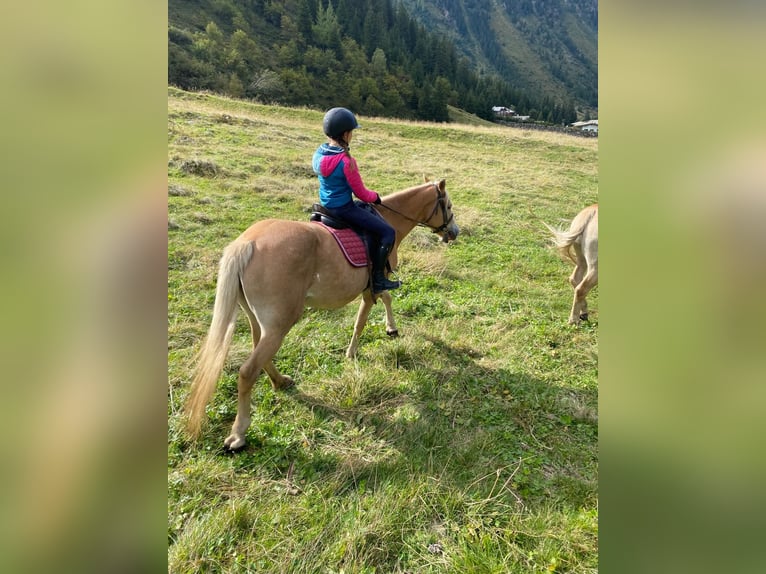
387,180,435,198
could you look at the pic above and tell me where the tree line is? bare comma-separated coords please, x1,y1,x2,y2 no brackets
168,0,579,125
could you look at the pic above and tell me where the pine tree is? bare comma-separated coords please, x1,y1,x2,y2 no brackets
297,0,316,40
362,2,385,58
371,48,387,77
313,1,342,53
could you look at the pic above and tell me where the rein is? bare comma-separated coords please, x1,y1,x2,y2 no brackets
378,182,454,234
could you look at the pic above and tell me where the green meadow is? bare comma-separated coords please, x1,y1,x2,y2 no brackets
168,86,598,573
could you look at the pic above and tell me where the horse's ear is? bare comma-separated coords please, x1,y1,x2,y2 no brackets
438,179,446,191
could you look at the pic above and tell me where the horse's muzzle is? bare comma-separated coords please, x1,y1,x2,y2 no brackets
442,222,460,243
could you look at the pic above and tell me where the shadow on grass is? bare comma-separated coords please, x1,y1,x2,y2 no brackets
218,333,600,513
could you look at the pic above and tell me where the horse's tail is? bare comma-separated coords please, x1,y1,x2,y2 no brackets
544,208,597,264
185,240,254,439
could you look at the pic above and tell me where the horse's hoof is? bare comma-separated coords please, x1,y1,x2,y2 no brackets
386,329,399,338
224,434,246,451
272,376,295,391
579,312,589,322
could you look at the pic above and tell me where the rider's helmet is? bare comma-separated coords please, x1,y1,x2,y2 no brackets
322,107,360,140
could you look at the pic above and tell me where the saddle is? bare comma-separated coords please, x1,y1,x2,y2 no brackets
309,203,353,230
308,203,392,276
309,203,370,268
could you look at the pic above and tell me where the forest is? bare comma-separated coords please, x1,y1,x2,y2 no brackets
168,0,580,125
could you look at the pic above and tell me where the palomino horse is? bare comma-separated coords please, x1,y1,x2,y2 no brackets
545,204,598,325
186,179,459,449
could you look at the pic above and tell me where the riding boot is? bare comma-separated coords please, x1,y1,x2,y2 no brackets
371,242,401,294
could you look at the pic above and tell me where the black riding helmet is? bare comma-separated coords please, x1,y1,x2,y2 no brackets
323,107,360,140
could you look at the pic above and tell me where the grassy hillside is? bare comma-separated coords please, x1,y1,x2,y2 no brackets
446,105,497,126
168,86,598,572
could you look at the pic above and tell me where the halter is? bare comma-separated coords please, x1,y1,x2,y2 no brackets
379,182,454,234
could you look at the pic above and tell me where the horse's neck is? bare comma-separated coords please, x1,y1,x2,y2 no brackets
383,184,433,232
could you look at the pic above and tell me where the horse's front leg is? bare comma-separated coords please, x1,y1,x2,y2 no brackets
346,293,374,358
378,290,399,337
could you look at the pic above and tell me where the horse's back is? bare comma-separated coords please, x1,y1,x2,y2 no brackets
235,218,368,310
237,218,354,263
238,218,319,245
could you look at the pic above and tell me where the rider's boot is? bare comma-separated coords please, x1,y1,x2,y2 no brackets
371,242,401,294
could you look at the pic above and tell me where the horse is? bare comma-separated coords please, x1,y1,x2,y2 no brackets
545,204,598,325
185,179,460,449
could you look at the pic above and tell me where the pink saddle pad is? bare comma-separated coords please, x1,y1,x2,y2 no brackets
312,221,368,267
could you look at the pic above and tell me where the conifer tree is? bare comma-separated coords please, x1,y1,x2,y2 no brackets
312,1,342,53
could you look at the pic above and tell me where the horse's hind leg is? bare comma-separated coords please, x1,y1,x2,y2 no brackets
570,264,597,325
567,244,587,324
225,330,287,450
569,242,586,289
569,263,585,291
240,294,293,390
570,282,588,323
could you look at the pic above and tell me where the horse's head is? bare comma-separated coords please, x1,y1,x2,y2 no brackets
378,179,459,243
426,179,460,243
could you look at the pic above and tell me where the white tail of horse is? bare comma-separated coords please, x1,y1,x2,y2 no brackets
185,240,254,438
544,204,598,325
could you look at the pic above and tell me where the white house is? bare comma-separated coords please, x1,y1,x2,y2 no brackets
571,119,598,133
492,106,516,117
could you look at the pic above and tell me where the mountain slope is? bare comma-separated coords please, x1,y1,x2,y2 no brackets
168,0,591,122
398,0,597,109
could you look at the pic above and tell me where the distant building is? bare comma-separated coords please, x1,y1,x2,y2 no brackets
571,119,598,133
492,106,516,117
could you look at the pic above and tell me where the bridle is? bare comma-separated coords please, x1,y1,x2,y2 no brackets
378,182,454,235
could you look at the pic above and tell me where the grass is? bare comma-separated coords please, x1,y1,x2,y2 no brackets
446,105,497,127
168,86,598,573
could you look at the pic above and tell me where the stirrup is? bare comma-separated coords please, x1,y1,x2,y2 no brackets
372,276,401,294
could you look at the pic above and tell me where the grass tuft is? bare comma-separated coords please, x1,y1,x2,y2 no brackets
180,158,221,177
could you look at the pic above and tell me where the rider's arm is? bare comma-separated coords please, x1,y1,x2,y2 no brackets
343,156,380,203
